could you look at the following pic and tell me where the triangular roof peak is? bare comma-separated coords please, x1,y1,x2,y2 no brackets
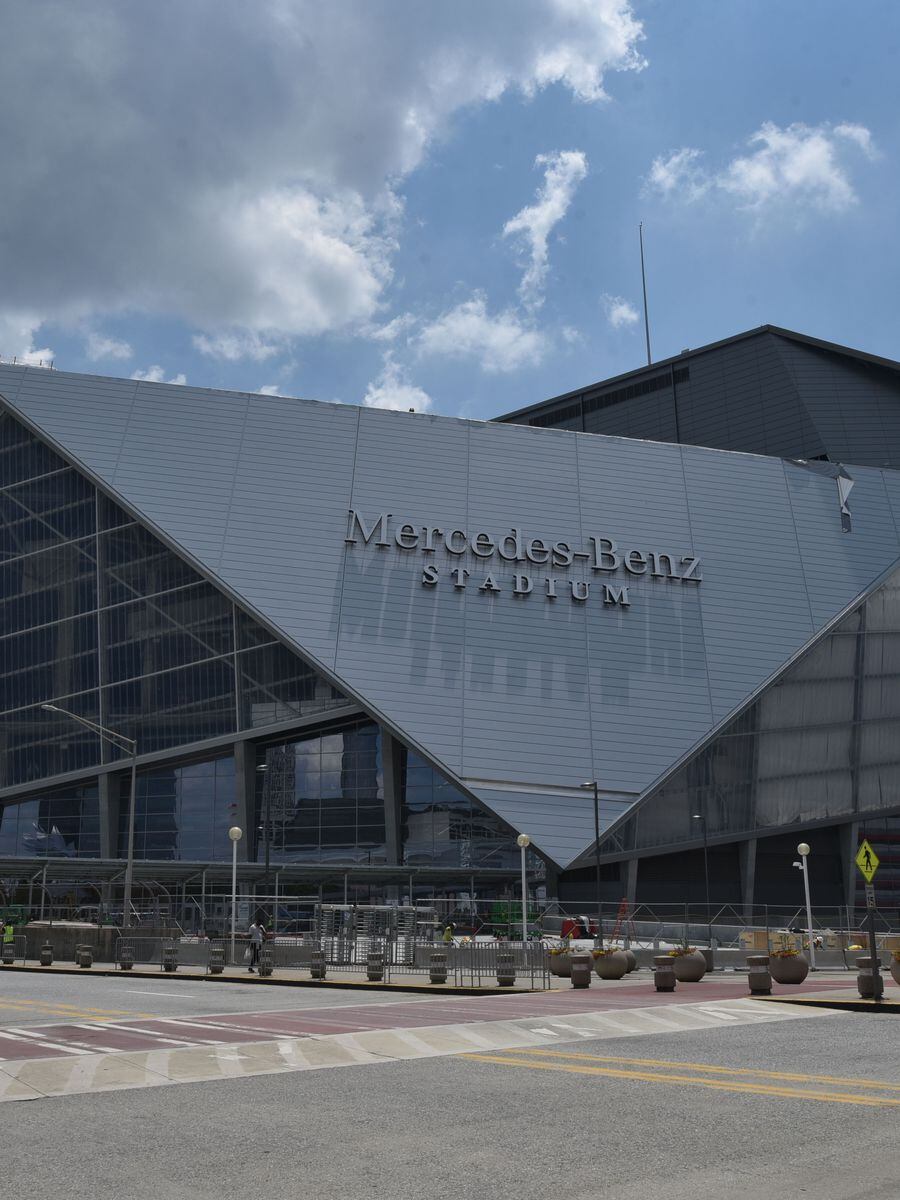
497,325,900,425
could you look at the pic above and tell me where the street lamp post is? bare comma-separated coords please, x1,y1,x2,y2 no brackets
229,826,243,964
41,703,138,928
580,781,604,948
692,812,714,970
516,834,531,943
794,842,816,970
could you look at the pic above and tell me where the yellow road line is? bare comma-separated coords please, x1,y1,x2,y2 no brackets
517,1048,900,1092
460,1054,900,1108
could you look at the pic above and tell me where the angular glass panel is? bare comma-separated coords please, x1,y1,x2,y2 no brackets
117,754,236,861
236,609,277,650
254,722,385,864
101,522,204,605
0,614,98,712
401,751,517,868
238,643,351,728
0,693,102,790
0,780,100,857
0,539,97,636
104,658,236,754
0,469,95,559
0,412,66,486
104,582,233,683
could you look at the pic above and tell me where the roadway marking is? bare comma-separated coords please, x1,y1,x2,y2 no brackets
0,997,838,1101
459,1049,900,1108
126,990,202,999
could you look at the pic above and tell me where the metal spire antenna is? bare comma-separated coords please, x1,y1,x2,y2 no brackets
639,221,652,366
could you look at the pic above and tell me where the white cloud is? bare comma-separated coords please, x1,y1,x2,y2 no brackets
503,150,587,310
417,294,547,373
0,311,54,366
365,313,418,343
257,384,282,396
85,330,133,361
0,3,643,349
363,355,433,412
193,331,283,362
602,294,639,329
646,147,709,202
131,366,187,385
646,121,877,214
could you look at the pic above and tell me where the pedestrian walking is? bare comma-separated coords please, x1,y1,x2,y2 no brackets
2,918,14,946
442,921,455,945
248,919,263,972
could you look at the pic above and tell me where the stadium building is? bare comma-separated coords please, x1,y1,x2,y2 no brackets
1,324,900,920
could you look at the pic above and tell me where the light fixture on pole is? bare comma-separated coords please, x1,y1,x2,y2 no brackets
793,842,816,970
229,826,243,965
580,781,604,948
691,812,714,970
516,834,531,943
42,702,138,928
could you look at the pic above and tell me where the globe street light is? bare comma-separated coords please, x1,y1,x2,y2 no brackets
516,833,531,943
42,703,138,928
229,825,243,965
794,842,816,970
580,781,604,948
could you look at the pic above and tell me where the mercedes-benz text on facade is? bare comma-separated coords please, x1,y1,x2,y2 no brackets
345,510,702,609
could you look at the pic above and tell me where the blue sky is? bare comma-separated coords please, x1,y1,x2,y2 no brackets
1,1,897,419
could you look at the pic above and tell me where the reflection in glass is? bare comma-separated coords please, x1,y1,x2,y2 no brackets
255,723,385,864
0,780,100,857
402,751,518,868
117,756,235,860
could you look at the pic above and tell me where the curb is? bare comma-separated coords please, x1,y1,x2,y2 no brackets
0,963,540,997
752,994,900,1014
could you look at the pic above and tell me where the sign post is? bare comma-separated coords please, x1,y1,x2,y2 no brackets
855,839,881,1002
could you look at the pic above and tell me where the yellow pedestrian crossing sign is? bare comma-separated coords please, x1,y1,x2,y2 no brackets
855,840,879,883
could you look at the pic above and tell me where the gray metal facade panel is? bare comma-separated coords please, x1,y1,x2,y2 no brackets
783,462,900,627
681,446,815,719
472,787,634,866
7,365,900,869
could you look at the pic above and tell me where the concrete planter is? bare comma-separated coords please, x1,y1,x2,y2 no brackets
594,950,628,980
891,957,900,987
623,949,637,973
549,953,572,978
769,952,809,984
671,950,707,982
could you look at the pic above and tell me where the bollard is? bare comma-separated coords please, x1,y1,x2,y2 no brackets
208,943,225,975
310,949,327,980
366,949,385,983
78,945,93,969
496,949,516,987
747,954,771,995
856,956,884,1000
570,951,592,989
162,941,178,973
1,941,14,966
39,942,53,967
653,955,676,992
429,949,448,985
119,945,134,971
258,946,274,978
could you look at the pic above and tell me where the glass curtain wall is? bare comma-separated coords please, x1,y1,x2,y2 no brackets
0,409,352,790
601,565,900,856
116,756,236,861
402,750,520,869
0,780,100,857
255,722,385,864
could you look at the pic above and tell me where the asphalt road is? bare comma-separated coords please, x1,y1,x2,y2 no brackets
1,973,897,1200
